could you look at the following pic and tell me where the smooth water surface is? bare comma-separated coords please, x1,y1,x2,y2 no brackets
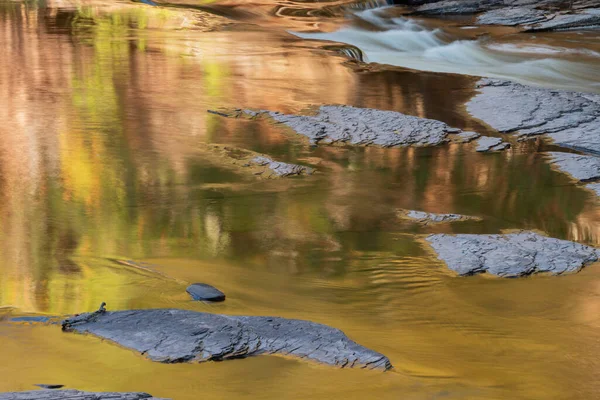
2,1,600,399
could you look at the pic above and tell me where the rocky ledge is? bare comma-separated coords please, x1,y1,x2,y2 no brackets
409,0,600,31
475,136,510,152
545,152,600,181
426,231,600,277
213,106,479,148
0,390,165,400
398,209,481,224
62,308,392,371
467,79,600,155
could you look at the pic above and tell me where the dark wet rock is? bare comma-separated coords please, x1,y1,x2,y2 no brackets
62,307,391,371
467,79,600,155
398,209,481,224
0,390,164,400
33,385,64,390
426,231,600,277
248,156,313,177
254,105,479,148
186,283,226,302
525,9,600,32
475,136,510,152
477,7,548,25
546,152,600,181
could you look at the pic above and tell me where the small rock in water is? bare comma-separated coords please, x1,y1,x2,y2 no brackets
0,390,164,399
34,385,63,390
186,283,226,302
475,136,510,152
398,209,481,224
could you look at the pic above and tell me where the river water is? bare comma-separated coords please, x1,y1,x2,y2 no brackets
1,0,600,399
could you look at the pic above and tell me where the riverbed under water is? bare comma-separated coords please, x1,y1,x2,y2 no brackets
2,0,600,399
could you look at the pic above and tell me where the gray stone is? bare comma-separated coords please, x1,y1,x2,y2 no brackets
477,7,548,25
467,79,600,155
546,152,600,181
586,182,600,196
426,231,600,277
262,105,478,148
249,156,313,177
475,136,510,152
398,209,481,224
186,283,226,302
62,308,392,371
0,390,164,400
415,0,503,15
526,9,600,32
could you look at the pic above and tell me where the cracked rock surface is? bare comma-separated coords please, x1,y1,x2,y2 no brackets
398,209,481,224
249,156,313,177
262,105,477,147
62,309,392,371
426,231,600,277
526,8,600,32
475,136,510,152
477,7,548,25
0,390,164,400
467,79,600,154
546,152,600,181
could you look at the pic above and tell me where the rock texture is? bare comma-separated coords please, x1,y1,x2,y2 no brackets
426,231,600,277
398,209,481,224
0,391,163,400
477,7,548,25
186,283,226,302
409,0,600,31
62,308,392,370
526,8,600,32
475,136,510,152
248,156,313,177
546,152,600,181
255,105,478,148
467,79,600,155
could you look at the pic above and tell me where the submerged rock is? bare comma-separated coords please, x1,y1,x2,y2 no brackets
0,390,163,400
546,152,600,181
186,283,226,302
475,136,510,152
249,156,313,177
398,209,481,224
33,385,63,390
242,105,479,148
467,79,600,155
62,308,392,371
426,231,600,277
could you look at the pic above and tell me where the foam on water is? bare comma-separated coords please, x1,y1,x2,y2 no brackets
292,8,600,92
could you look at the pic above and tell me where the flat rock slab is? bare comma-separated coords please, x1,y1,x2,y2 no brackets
249,156,313,177
0,391,164,400
257,105,477,148
546,152,600,181
526,9,600,32
62,309,392,371
426,231,600,277
467,79,600,155
186,283,226,302
477,7,548,25
475,136,510,152
398,209,481,224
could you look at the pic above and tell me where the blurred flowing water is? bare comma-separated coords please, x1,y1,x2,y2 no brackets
1,0,600,399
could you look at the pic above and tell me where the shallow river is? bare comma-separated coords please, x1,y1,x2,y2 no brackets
2,0,600,399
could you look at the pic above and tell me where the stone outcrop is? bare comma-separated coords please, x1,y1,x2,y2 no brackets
397,209,481,224
426,231,600,277
525,8,600,32
220,106,480,148
475,136,510,152
62,308,392,371
467,79,600,155
0,391,164,400
477,7,548,25
545,152,600,181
